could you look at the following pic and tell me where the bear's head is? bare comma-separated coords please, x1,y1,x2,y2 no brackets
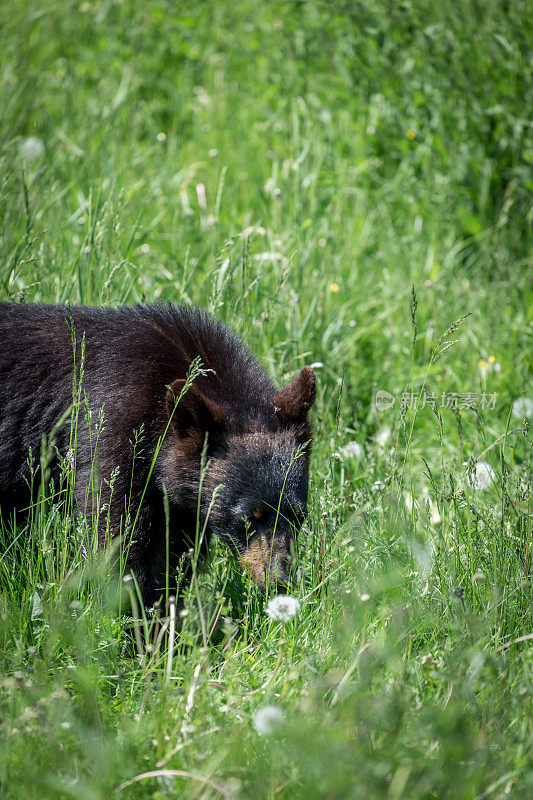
162,367,316,591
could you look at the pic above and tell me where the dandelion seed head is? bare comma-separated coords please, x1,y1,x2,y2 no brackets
468,461,496,491
339,441,364,460
222,777,243,797
253,704,284,736
19,136,45,161
263,177,280,196
376,426,391,447
430,508,442,525
511,397,533,419
265,594,300,622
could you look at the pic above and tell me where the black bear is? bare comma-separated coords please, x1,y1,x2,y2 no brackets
0,303,316,605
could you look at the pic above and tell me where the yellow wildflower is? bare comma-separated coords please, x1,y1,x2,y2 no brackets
330,283,340,293
406,128,416,140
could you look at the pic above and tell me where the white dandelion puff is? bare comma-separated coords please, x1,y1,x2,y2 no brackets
430,507,442,525
339,441,364,460
265,594,300,622
421,486,442,525
253,704,284,736
375,426,391,448
511,397,533,419
468,461,496,491
19,136,45,161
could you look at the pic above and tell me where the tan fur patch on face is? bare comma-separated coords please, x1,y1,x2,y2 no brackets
239,536,271,591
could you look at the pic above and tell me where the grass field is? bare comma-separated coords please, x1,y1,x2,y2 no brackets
1,1,532,797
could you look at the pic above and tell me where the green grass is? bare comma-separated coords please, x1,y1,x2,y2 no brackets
1,0,532,797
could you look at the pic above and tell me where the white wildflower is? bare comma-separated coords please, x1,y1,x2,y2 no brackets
59,721,71,730
265,594,300,622
478,356,501,374
19,136,45,161
422,486,441,525
263,177,281,197
430,507,442,525
468,461,496,491
511,397,533,419
253,704,284,736
360,593,370,602
375,426,391,447
221,777,242,797
339,441,364,460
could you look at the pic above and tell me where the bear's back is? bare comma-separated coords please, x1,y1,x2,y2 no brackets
0,303,278,488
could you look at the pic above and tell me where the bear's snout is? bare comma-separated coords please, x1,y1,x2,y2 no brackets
239,533,294,592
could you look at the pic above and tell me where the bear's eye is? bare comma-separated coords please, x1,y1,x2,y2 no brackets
232,502,267,527
251,506,264,522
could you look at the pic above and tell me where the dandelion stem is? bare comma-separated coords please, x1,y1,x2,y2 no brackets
244,637,285,697
165,596,176,682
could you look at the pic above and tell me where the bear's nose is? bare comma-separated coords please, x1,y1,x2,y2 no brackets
238,533,297,592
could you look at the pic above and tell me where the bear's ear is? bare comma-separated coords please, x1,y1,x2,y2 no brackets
166,379,225,449
269,366,316,422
